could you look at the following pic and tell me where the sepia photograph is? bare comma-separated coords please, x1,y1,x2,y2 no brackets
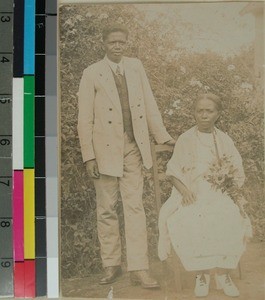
58,1,264,299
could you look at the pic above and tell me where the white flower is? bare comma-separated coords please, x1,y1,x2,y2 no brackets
69,28,77,35
167,109,173,116
180,66,186,74
234,75,241,81
227,65,235,71
189,78,202,87
76,15,84,21
65,18,74,26
99,13,108,19
241,82,253,90
86,12,93,18
172,99,180,108
117,17,123,23
204,86,210,91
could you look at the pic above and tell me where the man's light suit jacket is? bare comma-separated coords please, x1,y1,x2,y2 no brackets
78,56,172,177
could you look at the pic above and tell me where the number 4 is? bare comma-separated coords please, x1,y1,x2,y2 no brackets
1,57,9,63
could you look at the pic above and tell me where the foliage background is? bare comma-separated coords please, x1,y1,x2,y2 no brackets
59,3,264,279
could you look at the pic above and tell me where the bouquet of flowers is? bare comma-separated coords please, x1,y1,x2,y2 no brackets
204,153,247,218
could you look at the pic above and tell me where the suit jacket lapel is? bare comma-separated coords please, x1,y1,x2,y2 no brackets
124,58,137,107
97,59,122,113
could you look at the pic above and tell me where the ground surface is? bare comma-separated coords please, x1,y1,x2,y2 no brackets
61,241,265,300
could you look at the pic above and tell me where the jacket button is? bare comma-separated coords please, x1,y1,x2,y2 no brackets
109,108,112,111
140,116,143,119
108,121,112,124
138,104,141,107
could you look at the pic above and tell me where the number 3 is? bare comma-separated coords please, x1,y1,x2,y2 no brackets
1,16,11,22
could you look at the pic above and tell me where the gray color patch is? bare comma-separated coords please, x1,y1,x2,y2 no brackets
46,0,57,14
46,96,57,136
46,16,57,55
45,55,57,96
46,177,58,217
46,137,57,177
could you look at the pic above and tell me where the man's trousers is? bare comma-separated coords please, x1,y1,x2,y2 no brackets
93,133,149,271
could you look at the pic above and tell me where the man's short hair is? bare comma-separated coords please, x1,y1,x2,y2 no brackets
102,23,129,41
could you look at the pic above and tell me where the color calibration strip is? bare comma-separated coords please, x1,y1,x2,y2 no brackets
0,0,14,297
0,0,58,298
13,0,36,297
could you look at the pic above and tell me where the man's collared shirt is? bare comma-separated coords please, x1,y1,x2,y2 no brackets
105,56,124,75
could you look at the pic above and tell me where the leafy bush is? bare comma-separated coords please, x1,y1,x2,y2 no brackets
59,4,264,279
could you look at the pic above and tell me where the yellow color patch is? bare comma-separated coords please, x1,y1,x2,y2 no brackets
24,169,35,259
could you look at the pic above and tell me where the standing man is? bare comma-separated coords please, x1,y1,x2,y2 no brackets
78,24,175,288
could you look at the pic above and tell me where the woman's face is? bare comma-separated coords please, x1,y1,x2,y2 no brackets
194,98,220,133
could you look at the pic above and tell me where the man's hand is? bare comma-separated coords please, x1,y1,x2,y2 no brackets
164,139,176,146
85,159,100,179
181,188,196,206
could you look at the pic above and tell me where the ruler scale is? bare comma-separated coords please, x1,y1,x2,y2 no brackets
0,0,13,297
1,0,58,297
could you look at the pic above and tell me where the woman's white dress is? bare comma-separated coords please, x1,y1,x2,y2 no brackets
158,126,252,271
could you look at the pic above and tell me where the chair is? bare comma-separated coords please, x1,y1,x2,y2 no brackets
150,142,242,293
150,142,183,292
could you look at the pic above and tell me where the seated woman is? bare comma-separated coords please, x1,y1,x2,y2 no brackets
158,93,252,297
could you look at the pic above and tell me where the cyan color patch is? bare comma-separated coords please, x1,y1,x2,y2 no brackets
24,0,35,75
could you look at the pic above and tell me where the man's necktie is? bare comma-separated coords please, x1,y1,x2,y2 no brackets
116,65,123,83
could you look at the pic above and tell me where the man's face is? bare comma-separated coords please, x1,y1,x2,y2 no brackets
104,31,127,63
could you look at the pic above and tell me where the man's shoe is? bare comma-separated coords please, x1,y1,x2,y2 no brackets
99,266,122,285
130,270,160,289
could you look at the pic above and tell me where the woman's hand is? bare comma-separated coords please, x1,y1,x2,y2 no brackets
180,188,196,206
169,176,196,206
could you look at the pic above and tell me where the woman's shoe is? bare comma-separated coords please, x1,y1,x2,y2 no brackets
215,273,240,297
194,273,210,297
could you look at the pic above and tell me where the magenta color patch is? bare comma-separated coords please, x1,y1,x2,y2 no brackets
13,170,24,261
